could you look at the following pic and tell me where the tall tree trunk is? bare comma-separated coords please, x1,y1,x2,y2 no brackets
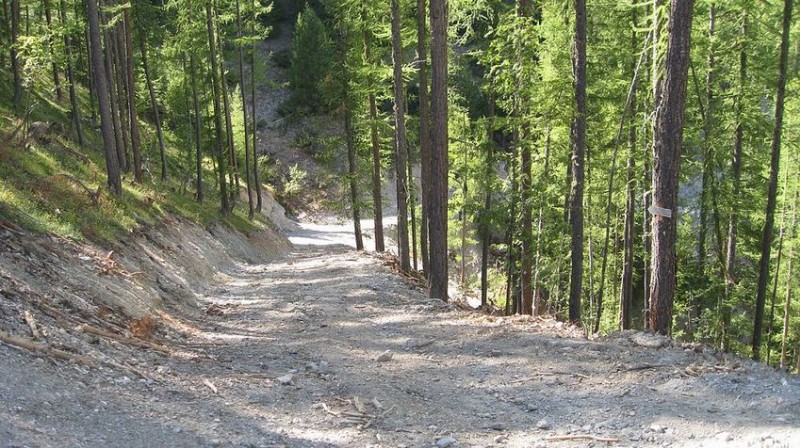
649,0,694,335
362,6,384,252
85,0,121,195
620,3,639,331
417,0,431,274
190,53,204,203
11,0,21,112
532,129,551,315
428,0,449,300
723,11,748,351
123,7,142,183
781,187,798,369
215,7,240,207
568,0,587,324
480,93,495,309
644,0,664,331
766,183,789,365
752,0,793,361
112,15,132,172
1,0,7,68
140,33,167,181
408,149,418,270
505,144,520,315
517,0,534,316
391,0,410,272
236,0,254,219
206,1,230,214
43,0,63,101
60,0,84,146
337,26,363,251
250,0,262,212
693,3,715,337
101,4,127,174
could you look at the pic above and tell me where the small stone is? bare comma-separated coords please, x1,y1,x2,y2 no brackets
488,422,505,431
435,436,457,448
276,374,294,385
376,350,393,362
536,419,552,430
715,432,733,442
650,424,667,433
494,434,509,444
526,403,538,412
209,439,223,447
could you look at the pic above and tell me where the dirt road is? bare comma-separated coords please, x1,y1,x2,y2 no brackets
2,219,799,448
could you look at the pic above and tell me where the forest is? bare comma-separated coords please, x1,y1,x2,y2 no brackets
1,0,799,373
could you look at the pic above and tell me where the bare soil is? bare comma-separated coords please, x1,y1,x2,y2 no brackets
1,216,799,448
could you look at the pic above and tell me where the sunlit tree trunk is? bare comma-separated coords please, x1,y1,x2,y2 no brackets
11,0,21,112
417,0,431,274
568,0,587,324
428,0,449,300
650,0,694,335
780,188,798,369
189,53,204,203
43,0,63,101
250,0,262,212
362,5,384,252
236,0,254,218
391,0,410,271
85,0,121,195
123,6,142,183
753,0,793,361
59,0,83,146
205,1,230,214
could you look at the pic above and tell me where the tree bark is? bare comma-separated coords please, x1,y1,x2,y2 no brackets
101,3,127,174
568,0,587,324
362,6,384,252
139,33,167,181
206,1,230,214
428,0,449,300
85,0,121,195
723,11,747,350
123,6,142,183
59,0,84,146
417,0,431,274
250,0,262,212
189,53,204,203
752,0,793,361
236,0,255,218
649,0,694,335
391,0,410,272
480,93,495,309
11,0,21,112
43,0,63,101
214,6,240,207
780,189,798,369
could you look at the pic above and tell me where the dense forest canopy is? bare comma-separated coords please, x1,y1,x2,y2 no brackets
2,0,799,370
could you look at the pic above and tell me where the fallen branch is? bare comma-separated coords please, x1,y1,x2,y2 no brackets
0,330,94,367
624,363,671,372
23,310,42,339
508,370,590,384
546,435,619,443
77,323,170,354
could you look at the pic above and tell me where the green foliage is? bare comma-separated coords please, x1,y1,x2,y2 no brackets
287,5,335,115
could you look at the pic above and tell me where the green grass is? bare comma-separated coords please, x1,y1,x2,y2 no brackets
0,67,271,243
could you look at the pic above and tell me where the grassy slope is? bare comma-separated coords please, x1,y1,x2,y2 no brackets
0,66,271,242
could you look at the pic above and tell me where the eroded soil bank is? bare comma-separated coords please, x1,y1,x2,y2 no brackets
1,219,799,448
